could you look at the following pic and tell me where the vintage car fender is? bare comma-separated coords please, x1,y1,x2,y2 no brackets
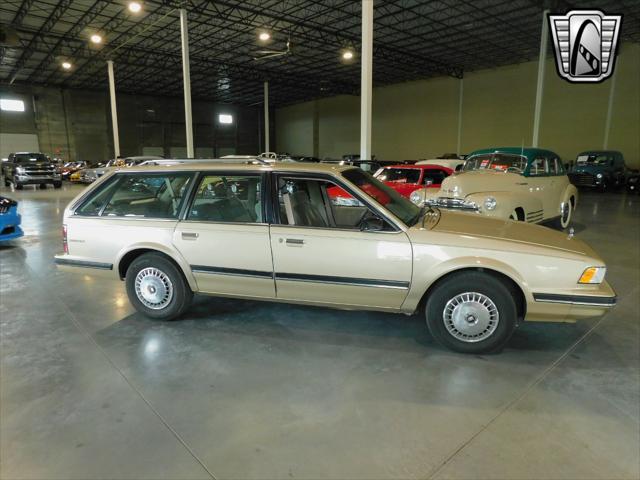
402,255,532,313
560,182,579,210
114,241,199,291
464,191,542,221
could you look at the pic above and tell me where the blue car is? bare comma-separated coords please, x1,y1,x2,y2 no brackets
0,196,24,242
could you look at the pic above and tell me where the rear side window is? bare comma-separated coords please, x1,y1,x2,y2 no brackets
102,174,193,218
75,178,121,216
187,174,262,223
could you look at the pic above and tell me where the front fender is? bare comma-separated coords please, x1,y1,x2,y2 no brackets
465,191,542,221
114,241,198,291
409,187,440,205
562,183,579,210
401,255,533,313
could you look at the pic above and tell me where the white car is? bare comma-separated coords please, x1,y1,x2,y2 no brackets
415,158,466,171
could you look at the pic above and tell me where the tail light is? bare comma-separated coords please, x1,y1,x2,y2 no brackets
62,224,68,254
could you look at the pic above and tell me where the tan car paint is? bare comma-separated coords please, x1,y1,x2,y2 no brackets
57,162,613,324
414,169,578,222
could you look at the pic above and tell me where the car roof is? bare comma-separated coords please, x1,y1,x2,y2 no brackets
122,160,354,174
383,163,452,170
468,147,558,160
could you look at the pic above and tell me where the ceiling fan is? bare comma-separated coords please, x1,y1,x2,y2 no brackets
252,36,292,61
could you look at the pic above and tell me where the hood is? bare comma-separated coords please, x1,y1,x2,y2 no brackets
572,163,609,174
438,170,523,198
412,210,598,258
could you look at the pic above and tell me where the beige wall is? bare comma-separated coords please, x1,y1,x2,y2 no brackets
276,43,640,168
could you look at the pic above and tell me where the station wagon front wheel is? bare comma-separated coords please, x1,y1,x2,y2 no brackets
125,253,193,320
425,272,517,354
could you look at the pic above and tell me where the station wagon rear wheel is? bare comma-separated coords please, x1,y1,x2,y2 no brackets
125,253,193,320
425,272,517,354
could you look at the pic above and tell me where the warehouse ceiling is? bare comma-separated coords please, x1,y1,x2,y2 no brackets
1,0,639,106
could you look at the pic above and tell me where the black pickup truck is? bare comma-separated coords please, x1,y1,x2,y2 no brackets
1,152,62,190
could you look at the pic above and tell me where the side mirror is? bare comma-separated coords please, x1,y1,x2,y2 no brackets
360,215,384,232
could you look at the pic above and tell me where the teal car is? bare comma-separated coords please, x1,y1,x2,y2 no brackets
569,150,628,190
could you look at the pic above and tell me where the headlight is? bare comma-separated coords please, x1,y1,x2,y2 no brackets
596,173,603,179
578,267,606,284
16,166,26,174
410,190,424,205
484,196,497,211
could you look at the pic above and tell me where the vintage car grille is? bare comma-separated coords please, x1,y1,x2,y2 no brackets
425,197,479,211
568,172,596,187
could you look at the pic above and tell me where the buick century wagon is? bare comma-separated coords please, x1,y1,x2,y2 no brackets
55,162,615,353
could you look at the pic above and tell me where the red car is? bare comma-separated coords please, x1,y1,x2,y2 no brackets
328,164,452,205
374,164,452,197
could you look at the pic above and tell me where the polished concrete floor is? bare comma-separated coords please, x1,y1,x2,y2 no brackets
1,182,638,480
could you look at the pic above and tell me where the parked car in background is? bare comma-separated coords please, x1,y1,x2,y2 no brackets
1,152,62,189
410,147,578,229
626,170,640,194
60,161,88,180
0,196,23,242
374,164,453,198
55,162,615,354
79,156,163,183
568,150,627,190
416,158,465,171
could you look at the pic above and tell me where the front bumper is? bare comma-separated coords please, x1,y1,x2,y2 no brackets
526,280,616,322
0,210,23,242
424,197,479,212
15,174,60,185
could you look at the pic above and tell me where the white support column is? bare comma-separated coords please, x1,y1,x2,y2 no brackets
532,9,549,147
456,78,464,155
360,0,373,160
106,60,120,158
180,8,194,158
264,81,269,153
603,72,617,149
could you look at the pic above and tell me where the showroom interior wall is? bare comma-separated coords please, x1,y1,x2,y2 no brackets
275,42,640,167
0,85,272,161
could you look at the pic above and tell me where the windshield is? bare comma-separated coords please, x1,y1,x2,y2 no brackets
576,154,610,165
375,168,421,184
463,153,527,173
14,153,48,163
342,168,421,226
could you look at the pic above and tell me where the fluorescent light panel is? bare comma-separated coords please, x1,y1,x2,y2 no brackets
219,114,233,124
0,99,25,112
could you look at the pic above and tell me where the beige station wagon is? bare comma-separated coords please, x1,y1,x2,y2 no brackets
410,148,579,229
55,161,615,354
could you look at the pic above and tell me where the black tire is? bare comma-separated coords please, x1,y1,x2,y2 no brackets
39,183,47,189
425,271,517,354
53,181,62,189
3,177,9,187
15,180,24,190
125,253,193,320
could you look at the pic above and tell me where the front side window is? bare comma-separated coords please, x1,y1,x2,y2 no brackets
188,174,262,223
277,176,395,231
342,169,420,226
528,157,549,176
463,153,527,174
422,169,449,185
101,173,193,218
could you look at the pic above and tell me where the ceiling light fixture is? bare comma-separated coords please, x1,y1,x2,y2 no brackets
342,49,354,60
61,61,72,70
258,31,271,41
90,34,102,44
128,2,142,13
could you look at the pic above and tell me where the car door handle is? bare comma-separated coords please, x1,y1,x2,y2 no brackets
181,232,199,240
285,238,305,245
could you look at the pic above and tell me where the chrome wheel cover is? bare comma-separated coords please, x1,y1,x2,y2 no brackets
135,267,174,310
443,292,499,343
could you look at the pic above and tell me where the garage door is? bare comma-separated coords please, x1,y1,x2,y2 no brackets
0,133,40,161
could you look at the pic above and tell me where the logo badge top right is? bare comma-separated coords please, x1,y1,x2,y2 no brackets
549,10,622,83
